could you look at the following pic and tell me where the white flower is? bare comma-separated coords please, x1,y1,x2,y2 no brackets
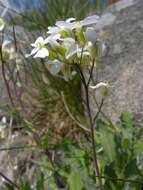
80,15,100,27
30,37,49,58
54,15,100,31
47,15,100,36
2,40,15,60
47,59,62,75
55,21,72,29
47,26,59,35
85,27,97,44
66,44,78,59
90,82,109,90
62,38,75,48
55,17,76,30
66,17,76,23
0,18,5,31
34,48,49,58
62,38,77,59
47,17,76,35
1,116,7,124
45,34,61,48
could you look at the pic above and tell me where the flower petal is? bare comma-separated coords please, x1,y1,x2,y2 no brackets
30,47,38,55
56,20,73,30
85,27,97,43
80,15,100,26
47,26,59,34
31,37,44,47
48,59,62,75
45,34,61,47
62,38,75,48
34,48,49,58
66,17,76,23
52,34,61,40
90,82,109,89
35,37,44,44
66,44,77,59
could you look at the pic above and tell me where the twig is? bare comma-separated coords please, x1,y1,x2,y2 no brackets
0,172,20,189
61,91,89,132
12,26,18,52
0,145,37,152
93,98,104,124
75,63,87,87
87,58,95,86
0,30,15,106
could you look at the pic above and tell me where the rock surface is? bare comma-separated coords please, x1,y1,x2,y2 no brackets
91,0,143,124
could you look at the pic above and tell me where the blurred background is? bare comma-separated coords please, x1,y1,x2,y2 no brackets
0,0,121,33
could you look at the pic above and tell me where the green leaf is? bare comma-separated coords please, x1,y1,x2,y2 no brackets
36,174,45,190
120,112,133,129
104,162,117,178
104,163,124,190
75,29,85,46
122,138,130,149
68,170,83,190
41,133,49,149
134,140,143,155
99,127,116,163
124,159,140,178
20,180,31,190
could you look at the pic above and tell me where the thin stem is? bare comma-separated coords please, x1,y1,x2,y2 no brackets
61,91,89,132
0,145,37,152
93,98,104,124
76,64,103,189
0,172,20,189
84,82,103,189
87,58,95,86
75,63,87,87
0,47,15,106
96,175,143,184
12,25,18,52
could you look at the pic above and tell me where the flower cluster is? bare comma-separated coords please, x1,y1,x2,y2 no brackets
29,15,104,79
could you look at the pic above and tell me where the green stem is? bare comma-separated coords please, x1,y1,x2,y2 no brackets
76,63,103,189
84,84,103,190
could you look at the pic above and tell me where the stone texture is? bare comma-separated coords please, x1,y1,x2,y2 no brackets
91,0,143,124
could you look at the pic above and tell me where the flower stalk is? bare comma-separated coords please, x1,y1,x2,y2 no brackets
75,63,103,190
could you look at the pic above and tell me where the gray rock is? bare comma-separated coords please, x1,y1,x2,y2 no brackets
90,0,143,124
